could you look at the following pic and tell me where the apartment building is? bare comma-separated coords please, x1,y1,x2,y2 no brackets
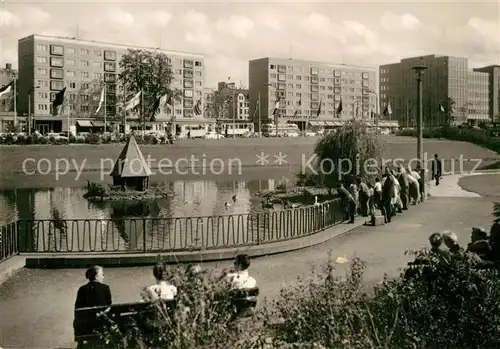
473,65,500,122
379,55,490,127
248,57,377,130
215,82,250,120
467,71,489,121
203,87,216,119
18,34,205,133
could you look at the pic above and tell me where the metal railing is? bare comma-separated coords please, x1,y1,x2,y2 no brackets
0,221,18,262
2,199,345,258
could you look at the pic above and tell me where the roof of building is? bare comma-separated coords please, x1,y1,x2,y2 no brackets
249,57,377,70
18,34,205,58
111,135,153,178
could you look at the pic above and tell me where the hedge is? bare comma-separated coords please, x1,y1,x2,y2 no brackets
0,133,170,146
397,127,500,154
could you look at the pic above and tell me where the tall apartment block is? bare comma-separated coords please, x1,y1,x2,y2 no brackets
473,65,500,122
249,58,377,130
18,34,205,133
379,55,490,127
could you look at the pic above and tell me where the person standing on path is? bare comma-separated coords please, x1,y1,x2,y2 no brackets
337,183,356,223
432,153,442,186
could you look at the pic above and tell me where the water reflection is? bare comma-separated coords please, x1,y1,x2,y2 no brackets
0,179,280,224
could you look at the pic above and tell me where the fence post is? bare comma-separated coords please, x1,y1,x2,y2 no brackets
143,219,147,252
16,220,20,255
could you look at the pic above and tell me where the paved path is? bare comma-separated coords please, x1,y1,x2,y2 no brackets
0,174,498,348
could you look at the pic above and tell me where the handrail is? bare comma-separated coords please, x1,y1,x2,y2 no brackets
2,199,345,257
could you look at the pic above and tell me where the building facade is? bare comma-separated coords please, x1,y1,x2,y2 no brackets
203,87,216,119
473,65,500,122
467,71,489,121
379,55,490,127
0,63,22,132
249,57,378,130
215,81,250,120
18,34,205,133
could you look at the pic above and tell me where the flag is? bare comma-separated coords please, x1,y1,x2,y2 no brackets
193,99,202,115
383,102,392,117
52,87,66,116
371,111,375,119
272,97,281,115
336,98,343,116
355,105,359,117
293,98,302,117
439,104,445,113
0,82,13,98
95,87,105,114
152,93,171,119
316,99,322,117
125,91,141,111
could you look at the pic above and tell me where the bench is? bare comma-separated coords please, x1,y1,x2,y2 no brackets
230,287,260,318
74,299,177,346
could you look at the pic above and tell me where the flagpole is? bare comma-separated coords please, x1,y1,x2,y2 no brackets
103,84,107,133
13,76,17,129
141,87,145,135
258,92,261,138
232,92,236,139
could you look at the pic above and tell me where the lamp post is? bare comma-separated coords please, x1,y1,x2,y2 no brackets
266,83,282,137
28,85,40,136
367,89,379,136
412,61,428,199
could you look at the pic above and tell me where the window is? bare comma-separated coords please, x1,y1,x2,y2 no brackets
80,48,89,55
362,72,369,79
37,79,49,87
80,71,89,79
50,45,64,55
288,83,293,88
184,89,193,98
270,73,277,79
327,94,333,99
81,94,89,101
311,76,318,83
362,88,369,95
50,68,64,79
183,99,194,108
36,56,48,64
183,59,193,68
104,62,116,72
50,80,64,90
278,65,286,73
184,80,193,88
310,101,319,109
93,73,102,80
37,104,48,111
69,82,76,89
287,75,293,79
92,61,102,68
80,106,89,112
37,68,48,75
37,91,48,99
311,93,319,101
93,50,102,57
195,81,202,87
278,83,286,90
310,85,319,92
104,51,116,61
184,70,193,78
195,71,202,76
50,57,63,67
36,44,48,52
334,78,341,84
335,87,341,93
296,84,302,89
310,67,318,75
104,73,116,83
320,78,325,82
270,64,276,69
278,74,286,81
175,59,182,65
195,90,202,97
81,82,89,89
195,61,202,67
184,109,194,117
66,71,76,78
92,94,100,102
362,80,369,87
66,59,76,66
175,69,182,75
334,70,341,77
49,92,57,102
296,92,302,97
67,47,76,55
81,60,89,67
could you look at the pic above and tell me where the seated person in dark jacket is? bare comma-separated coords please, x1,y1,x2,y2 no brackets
75,265,112,309
467,227,491,259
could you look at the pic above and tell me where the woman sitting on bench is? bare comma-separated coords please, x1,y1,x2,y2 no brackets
225,254,257,289
141,263,177,301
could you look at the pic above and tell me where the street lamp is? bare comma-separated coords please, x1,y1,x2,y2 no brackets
367,89,379,136
28,85,40,136
411,60,428,199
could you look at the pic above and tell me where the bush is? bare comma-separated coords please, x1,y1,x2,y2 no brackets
275,176,289,192
84,181,111,198
69,135,76,143
48,135,56,143
4,134,14,145
16,134,26,145
38,136,48,144
85,133,101,144
397,127,500,154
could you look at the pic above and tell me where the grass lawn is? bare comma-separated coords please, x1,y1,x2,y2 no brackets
458,174,500,197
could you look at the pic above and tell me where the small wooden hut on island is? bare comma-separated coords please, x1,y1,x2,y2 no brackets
110,135,153,191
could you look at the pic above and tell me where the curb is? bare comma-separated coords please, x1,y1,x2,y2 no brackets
23,220,366,269
0,256,26,286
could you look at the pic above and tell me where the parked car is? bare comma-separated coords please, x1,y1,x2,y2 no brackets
204,132,224,140
47,132,68,141
304,131,317,137
284,131,300,137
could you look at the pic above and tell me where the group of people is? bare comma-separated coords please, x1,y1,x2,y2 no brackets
426,221,500,265
336,154,443,224
74,254,257,310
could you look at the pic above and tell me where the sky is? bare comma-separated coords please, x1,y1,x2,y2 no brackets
1,0,499,88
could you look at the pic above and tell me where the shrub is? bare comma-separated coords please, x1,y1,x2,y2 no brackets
75,135,86,143
48,135,56,143
69,135,76,143
85,133,101,144
38,136,48,144
85,181,111,198
4,134,14,145
276,176,289,192
16,134,26,145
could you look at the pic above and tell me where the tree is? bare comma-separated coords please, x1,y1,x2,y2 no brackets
443,97,456,127
299,120,385,194
118,49,181,125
